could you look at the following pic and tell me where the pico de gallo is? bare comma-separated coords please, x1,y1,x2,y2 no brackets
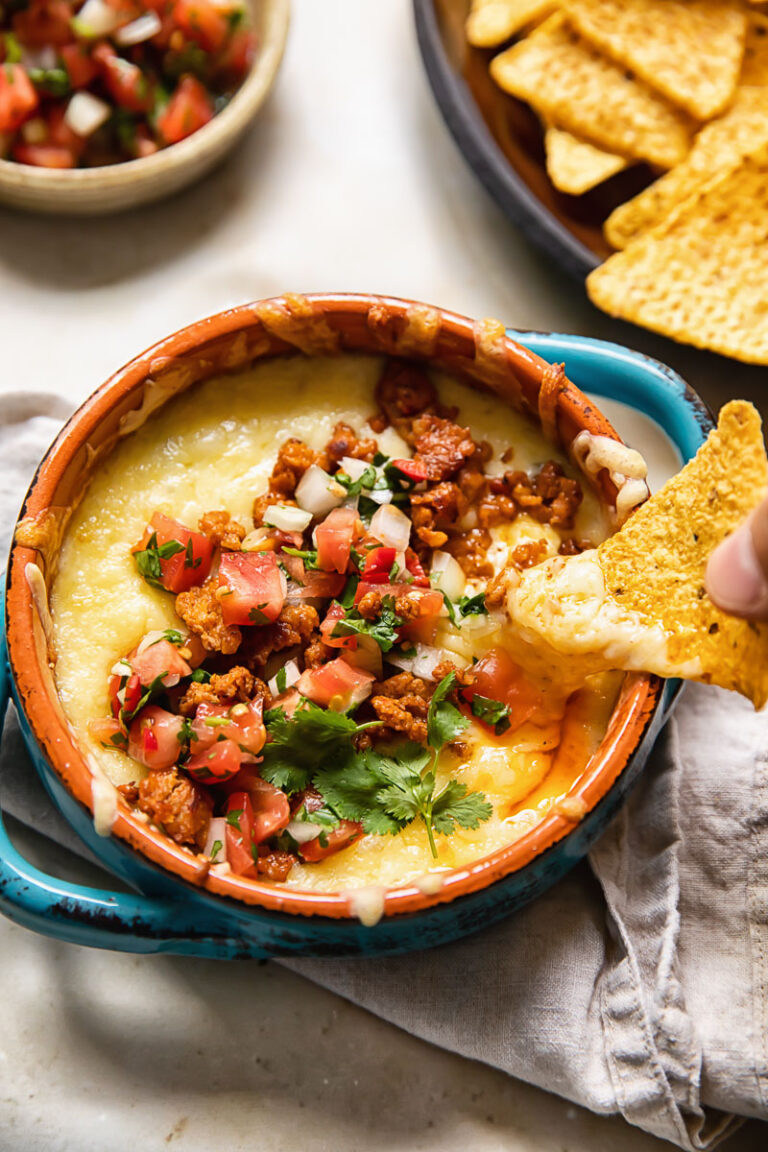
91,357,588,883
0,0,256,167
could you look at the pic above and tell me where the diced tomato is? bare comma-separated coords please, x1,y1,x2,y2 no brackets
128,705,184,769
354,579,396,606
300,820,363,863
60,42,99,89
172,0,229,52
315,507,359,574
187,737,242,783
216,26,257,81
156,74,213,144
45,104,84,154
130,637,191,687
12,142,75,167
133,126,159,158
0,66,39,134
362,546,396,583
225,791,256,877
93,43,152,113
389,458,427,484
89,717,124,749
463,647,544,734
404,547,430,587
396,588,445,646
296,658,374,712
12,1,74,48
248,776,290,844
281,555,346,600
109,670,141,719
190,699,266,757
320,602,357,650
132,512,214,594
217,551,286,626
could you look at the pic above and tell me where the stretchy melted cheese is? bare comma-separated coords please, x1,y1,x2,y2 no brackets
52,354,617,892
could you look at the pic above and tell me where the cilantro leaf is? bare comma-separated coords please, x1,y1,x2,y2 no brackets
283,547,320,570
134,532,185,589
339,574,359,608
459,592,487,617
260,702,379,794
335,464,377,497
209,839,223,864
226,808,244,831
162,629,185,646
470,694,511,735
330,596,402,652
439,590,458,626
275,665,287,694
431,780,493,834
190,667,211,684
427,673,470,752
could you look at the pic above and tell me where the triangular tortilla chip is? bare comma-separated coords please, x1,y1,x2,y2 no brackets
604,86,768,249
741,13,768,86
566,0,747,119
506,403,768,707
490,14,694,168
588,145,768,364
544,125,628,194
466,0,560,48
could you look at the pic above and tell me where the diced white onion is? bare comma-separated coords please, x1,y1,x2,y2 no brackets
370,503,412,551
460,610,506,639
267,658,301,696
263,504,313,533
136,630,167,656
110,658,133,678
388,643,451,680
204,817,228,862
73,0,124,36
295,464,346,518
115,10,162,43
430,551,466,601
367,487,392,506
286,819,326,845
392,550,409,582
64,91,111,137
241,527,272,551
339,456,370,482
375,426,411,459
21,46,57,70
459,508,478,531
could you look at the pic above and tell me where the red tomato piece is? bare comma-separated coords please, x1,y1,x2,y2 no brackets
404,547,430,587
132,512,214,594
216,26,257,80
130,637,191,687
60,42,99,89
389,458,427,484
89,717,124,748
362,546,396,583
319,602,357,650
93,43,152,113
0,66,39,134
109,670,141,719
353,579,397,605
296,658,374,711
315,507,358,574
218,551,286,626
12,143,75,167
128,705,184,769
172,0,229,52
45,104,85,156
464,647,543,733
248,776,290,844
300,820,362,863
12,0,73,47
225,791,256,877
191,700,266,757
156,74,213,145
133,126,159,156
187,737,242,784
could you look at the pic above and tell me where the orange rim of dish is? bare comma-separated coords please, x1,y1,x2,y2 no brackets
5,293,662,920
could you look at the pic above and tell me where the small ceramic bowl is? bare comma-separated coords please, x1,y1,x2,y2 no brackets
0,0,289,216
1,294,712,957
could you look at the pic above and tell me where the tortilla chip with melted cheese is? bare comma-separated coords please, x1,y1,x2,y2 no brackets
505,401,768,708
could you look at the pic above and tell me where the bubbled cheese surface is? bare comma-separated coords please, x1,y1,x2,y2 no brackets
51,354,614,891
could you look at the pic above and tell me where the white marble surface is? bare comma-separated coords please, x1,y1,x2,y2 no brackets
1,1,766,1148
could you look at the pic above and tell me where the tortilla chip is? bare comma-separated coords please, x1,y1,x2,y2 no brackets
604,86,768,249
587,145,768,364
490,14,693,168
466,0,559,47
566,0,746,120
597,402,768,708
742,13,768,85
544,125,628,194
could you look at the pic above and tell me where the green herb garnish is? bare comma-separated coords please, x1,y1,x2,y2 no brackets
330,596,402,653
134,532,185,589
470,694,511,736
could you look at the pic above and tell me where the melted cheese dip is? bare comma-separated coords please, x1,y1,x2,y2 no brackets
51,354,617,892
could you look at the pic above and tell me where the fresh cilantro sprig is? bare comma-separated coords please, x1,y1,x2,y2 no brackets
470,694,511,736
283,547,320,570
134,532,184,589
260,702,380,794
334,464,377,498
458,591,487,617
330,596,402,652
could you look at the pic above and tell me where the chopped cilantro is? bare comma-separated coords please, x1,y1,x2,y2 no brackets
439,590,458,626
225,808,244,832
459,592,487,617
335,464,377,497
162,629,186,646
389,560,400,581
470,694,511,735
190,668,211,684
260,701,380,794
330,596,402,653
339,573,359,608
209,839,223,864
177,717,194,744
283,547,320,570
275,665,287,693
28,66,70,97
184,537,201,569
3,33,22,63
427,673,470,753
134,532,185,590
119,673,168,728
248,603,271,625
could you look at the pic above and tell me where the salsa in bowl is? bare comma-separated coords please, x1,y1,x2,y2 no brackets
4,294,668,947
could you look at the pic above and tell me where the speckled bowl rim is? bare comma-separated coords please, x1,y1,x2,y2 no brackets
0,0,289,207
5,292,662,920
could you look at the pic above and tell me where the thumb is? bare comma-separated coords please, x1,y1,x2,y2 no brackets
706,494,768,619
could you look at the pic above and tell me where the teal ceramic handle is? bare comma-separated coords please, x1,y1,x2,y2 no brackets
0,633,249,956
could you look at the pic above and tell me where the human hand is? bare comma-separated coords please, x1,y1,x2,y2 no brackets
706,493,768,620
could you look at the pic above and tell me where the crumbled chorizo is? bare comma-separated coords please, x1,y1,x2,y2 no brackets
558,537,592,556
303,632,332,669
445,528,493,578
176,579,241,655
507,461,582,530
269,438,319,499
256,849,297,882
484,569,510,611
370,693,429,743
431,660,476,689
356,586,431,622
198,510,246,551
117,782,139,803
178,666,269,717
411,481,464,547
372,671,430,699
373,359,438,434
243,603,319,669
137,767,212,849
412,414,477,481
324,421,377,466
510,539,548,570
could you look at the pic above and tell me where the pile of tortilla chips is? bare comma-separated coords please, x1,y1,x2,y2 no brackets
469,0,768,363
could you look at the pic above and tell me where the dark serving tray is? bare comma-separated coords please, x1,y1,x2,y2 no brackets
413,0,657,282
